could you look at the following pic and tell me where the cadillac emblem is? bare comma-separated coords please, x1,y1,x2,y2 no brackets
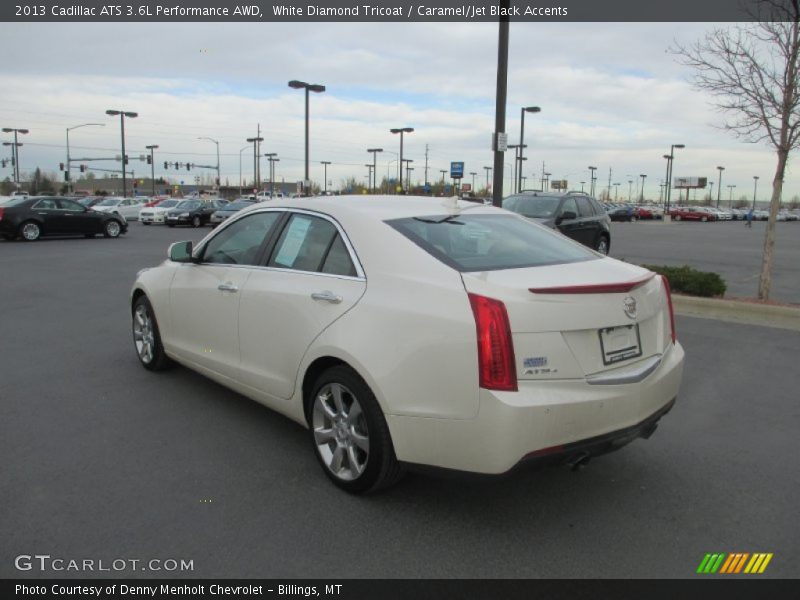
623,296,637,319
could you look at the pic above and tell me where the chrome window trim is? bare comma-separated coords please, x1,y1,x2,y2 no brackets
195,207,366,280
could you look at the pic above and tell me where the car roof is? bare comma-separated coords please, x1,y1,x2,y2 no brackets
240,194,503,222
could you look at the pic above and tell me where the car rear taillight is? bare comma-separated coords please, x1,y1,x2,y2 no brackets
468,293,518,392
661,275,677,344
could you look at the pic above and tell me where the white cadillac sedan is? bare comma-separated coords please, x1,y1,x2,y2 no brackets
131,196,684,493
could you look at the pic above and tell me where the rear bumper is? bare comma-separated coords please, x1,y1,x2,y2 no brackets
386,340,684,474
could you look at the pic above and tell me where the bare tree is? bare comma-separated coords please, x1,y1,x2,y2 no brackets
672,0,800,300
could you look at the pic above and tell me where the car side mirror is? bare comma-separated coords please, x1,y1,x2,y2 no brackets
169,241,195,263
558,210,577,224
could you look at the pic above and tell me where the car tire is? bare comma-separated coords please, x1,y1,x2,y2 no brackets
19,220,41,241
308,366,404,494
192,216,201,228
132,295,171,371
596,234,610,255
142,222,151,226
167,223,175,228
103,219,122,238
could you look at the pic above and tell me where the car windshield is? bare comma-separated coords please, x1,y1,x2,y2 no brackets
502,195,562,218
176,200,201,209
157,200,179,208
96,198,121,207
387,213,597,272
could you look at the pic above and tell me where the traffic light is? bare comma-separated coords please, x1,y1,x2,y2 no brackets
163,161,168,169
123,154,129,165
59,162,65,171
186,163,191,171
64,171,69,182
80,165,86,172
146,154,152,165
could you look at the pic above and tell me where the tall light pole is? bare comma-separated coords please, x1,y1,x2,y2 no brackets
508,144,521,193
2,127,29,190
544,172,551,192
264,152,277,196
238,145,249,195
470,171,477,192
728,184,736,208
753,176,759,210
320,161,331,194
267,156,280,196
664,143,685,212
197,137,220,190
390,127,414,192
639,174,647,203
613,182,620,200
716,166,725,207
402,158,414,192
145,144,159,197
246,136,263,192
105,110,137,197
484,166,492,193
518,106,540,194
406,166,415,191
440,169,447,192
708,181,714,204
288,80,326,195
580,181,585,193
367,148,383,193
588,166,597,197
628,179,633,202
65,123,103,194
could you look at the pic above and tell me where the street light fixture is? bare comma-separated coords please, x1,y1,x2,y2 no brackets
390,127,414,192
264,153,278,196
588,166,597,197
518,106,540,194
469,171,477,193
320,161,331,194
238,145,250,195
105,110,138,197
288,79,326,195
65,123,104,194
440,169,447,192
663,143,685,212
753,176,759,211
197,137,220,190
716,166,725,207
402,158,414,193
2,127,30,190
367,148,383,193
639,174,647,203
483,166,492,192
145,145,159,197
727,184,737,208
246,136,264,192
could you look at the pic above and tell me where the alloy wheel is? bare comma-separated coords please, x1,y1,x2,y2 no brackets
132,304,155,364
312,383,370,481
22,222,40,241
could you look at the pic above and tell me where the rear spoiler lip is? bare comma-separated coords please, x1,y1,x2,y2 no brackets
529,272,655,295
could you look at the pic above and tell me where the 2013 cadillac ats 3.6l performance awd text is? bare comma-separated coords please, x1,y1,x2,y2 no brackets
130,196,684,493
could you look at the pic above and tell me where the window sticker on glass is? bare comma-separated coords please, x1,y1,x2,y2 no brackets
274,216,312,267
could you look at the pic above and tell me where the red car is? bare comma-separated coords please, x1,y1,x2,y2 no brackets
144,196,170,208
668,206,716,222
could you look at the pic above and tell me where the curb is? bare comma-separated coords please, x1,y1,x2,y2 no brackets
672,294,800,332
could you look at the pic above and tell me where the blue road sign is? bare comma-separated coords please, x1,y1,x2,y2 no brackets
450,162,464,179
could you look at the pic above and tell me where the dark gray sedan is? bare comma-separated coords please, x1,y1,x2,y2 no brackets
209,199,257,227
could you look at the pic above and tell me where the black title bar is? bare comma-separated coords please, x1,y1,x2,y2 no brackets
3,0,767,22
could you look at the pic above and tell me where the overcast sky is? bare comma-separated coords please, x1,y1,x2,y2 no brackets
0,21,792,201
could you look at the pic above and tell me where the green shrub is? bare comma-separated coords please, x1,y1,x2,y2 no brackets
641,264,727,298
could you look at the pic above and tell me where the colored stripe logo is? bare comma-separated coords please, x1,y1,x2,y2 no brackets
696,553,773,574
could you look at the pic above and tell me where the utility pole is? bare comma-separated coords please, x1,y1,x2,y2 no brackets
491,0,510,207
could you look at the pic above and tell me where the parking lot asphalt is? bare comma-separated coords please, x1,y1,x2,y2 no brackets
609,219,800,304
1,224,798,579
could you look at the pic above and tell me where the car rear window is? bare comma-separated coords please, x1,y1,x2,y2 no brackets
387,213,597,272
503,195,561,218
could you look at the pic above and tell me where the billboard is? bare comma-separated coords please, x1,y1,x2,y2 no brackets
551,180,569,190
674,176,707,189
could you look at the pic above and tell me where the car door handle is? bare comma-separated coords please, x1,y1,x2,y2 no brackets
217,283,239,293
311,291,342,304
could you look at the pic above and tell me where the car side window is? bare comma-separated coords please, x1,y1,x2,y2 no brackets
561,198,578,218
201,211,281,266
576,197,595,217
58,199,85,211
34,199,58,210
268,214,340,273
321,234,357,277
